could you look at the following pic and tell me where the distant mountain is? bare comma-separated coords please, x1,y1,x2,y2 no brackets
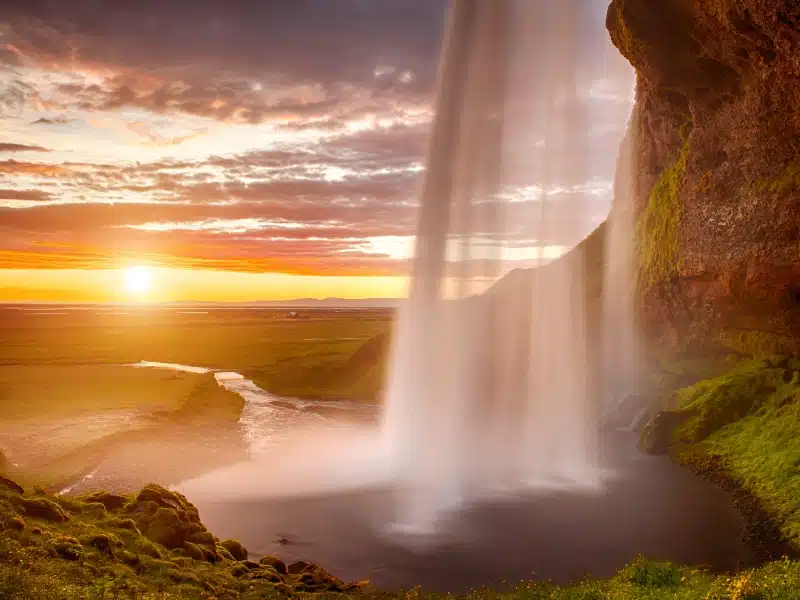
164,298,403,309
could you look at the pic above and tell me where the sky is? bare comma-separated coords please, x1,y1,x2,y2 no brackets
0,0,634,303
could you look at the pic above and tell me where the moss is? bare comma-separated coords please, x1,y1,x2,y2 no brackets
754,161,800,194
16,497,69,522
219,539,248,561
649,358,800,549
718,328,799,357
636,138,690,290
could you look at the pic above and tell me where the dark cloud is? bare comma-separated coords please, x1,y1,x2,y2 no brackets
2,1,446,124
30,116,73,125
0,188,52,201
0,143,50,152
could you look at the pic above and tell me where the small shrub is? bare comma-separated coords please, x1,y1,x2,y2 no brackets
628,561,682,588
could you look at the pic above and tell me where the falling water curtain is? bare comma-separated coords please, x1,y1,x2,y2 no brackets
384,0,604,528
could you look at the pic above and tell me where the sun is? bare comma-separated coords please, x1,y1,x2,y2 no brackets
123,266,153,295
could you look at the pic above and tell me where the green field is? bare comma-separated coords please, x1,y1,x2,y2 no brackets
0,306,391,487
0,307,393,402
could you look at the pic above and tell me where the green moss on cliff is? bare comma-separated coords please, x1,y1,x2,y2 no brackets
645,358,800,548
635,139,689,290
754,162,800,195
717,329,799,357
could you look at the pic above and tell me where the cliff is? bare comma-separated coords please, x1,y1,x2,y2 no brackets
607,0,800,357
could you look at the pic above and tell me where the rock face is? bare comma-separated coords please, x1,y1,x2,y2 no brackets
607,0,800,356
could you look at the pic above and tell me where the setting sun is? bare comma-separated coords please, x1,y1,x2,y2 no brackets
123,266,153,295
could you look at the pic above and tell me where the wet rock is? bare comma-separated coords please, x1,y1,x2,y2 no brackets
0,476,24,495
639,410,695,455
606,0,800,356
219,538,248,561
241,560,260,570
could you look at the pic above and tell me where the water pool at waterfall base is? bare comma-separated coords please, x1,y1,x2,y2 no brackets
181,430,751,594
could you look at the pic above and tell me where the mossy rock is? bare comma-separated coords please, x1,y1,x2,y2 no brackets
248,566,283,583
17,497,69,522
81,532,121,555
259,554,288,575
51,537,83,561
219,538,248,561
143,507,191,549
82,491,128,511
108,517,139,533
230,563,249,578
181,541,206,561
185,529,215,546
639,409,697,455
286,560,312,575
5,516,25,531
80,502,108,519
217,547,235,561
0,475,24,495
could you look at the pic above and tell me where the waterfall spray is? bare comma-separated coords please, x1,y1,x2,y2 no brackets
381,0,631,532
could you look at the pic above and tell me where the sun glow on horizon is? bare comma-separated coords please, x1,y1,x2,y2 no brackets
123,266,154,297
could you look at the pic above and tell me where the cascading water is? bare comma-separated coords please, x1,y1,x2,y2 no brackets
381,0,635,533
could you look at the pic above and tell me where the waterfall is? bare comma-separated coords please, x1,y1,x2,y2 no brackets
381,0,634,532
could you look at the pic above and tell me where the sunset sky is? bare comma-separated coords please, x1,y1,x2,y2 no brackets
0,0,633,303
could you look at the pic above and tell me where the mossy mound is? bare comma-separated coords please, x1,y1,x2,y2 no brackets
0,477,373,599
641,357,800,550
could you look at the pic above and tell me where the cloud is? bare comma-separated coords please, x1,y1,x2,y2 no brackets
0,142,50,152
0,0,634,285
30,116,73,125
0,159,69,176
0,188,51,201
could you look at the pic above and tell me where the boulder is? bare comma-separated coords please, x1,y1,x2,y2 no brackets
639,410,695,454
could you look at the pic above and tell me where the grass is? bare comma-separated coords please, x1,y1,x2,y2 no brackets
635,138,689,291
643,357,800,549
2,477,800,600
0,366,244,488
0,366,207,421
0,307,393,402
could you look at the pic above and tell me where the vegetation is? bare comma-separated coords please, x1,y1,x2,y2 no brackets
635,139,689,291
641,357,800,550
717,329,799,357
0,367,243,488
1,475,799,600
0,308,392,402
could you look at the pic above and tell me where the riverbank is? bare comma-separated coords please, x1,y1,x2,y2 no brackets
0,366,245,490
2,475,800,599
641,357,800,559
